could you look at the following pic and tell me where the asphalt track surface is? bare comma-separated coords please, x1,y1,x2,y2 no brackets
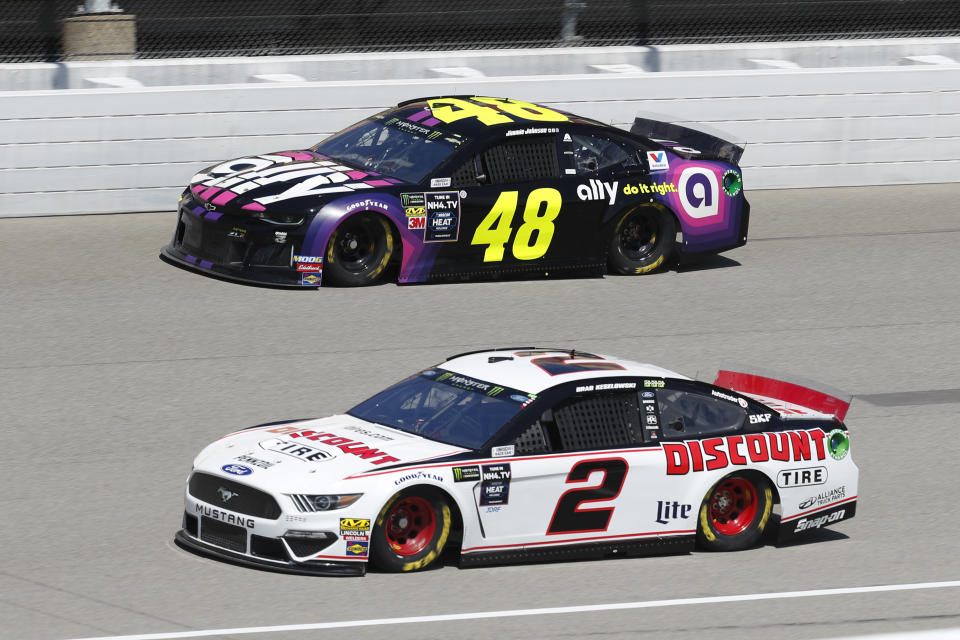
1,184,959,640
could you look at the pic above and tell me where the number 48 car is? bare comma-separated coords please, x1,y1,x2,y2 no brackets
161,96,748,287
177,348,857,575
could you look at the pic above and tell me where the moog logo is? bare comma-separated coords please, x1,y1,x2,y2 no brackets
678,167,719,219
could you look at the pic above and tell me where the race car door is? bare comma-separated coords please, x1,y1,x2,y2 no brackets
468,381,674,551
431,133,605,276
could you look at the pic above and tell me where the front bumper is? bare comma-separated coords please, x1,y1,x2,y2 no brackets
180,473,369,576
175,527,365,576
161,195,319,288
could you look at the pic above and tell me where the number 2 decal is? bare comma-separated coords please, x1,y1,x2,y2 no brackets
547,458,628,535
471,188,561,262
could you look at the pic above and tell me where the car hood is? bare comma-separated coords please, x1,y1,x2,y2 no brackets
187,150,408,213
192,415,468,492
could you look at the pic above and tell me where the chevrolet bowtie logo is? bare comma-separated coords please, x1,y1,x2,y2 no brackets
217,487,239,502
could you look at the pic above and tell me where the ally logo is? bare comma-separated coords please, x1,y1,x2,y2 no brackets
678,167,719,219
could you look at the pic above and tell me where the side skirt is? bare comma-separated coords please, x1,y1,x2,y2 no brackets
459,535,694,568
778,501,856,543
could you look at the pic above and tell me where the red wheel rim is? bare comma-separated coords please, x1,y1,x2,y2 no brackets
385,496,436,556
709,477,758,536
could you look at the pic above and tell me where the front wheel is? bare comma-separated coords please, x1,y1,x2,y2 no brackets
607,207,676,275
696,474,773,551
323,213,394,286
370,489,452,572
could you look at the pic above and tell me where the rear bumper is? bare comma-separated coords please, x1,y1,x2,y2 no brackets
175,529,365,576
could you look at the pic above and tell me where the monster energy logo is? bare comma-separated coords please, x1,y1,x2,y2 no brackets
452,466,480,482
487,386,505,397
427,131,442,140
436,372,452,382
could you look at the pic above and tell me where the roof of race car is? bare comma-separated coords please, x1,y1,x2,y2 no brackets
379,96,611,138
440,348,689,394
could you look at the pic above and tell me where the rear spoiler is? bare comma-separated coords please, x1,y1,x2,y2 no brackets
630,117,745,164
713,369,852,420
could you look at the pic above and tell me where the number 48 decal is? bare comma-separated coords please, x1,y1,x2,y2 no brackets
548,458,628,534
471,188,561,262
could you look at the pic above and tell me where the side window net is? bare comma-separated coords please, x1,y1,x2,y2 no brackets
551,393,640,451
481,137,559,184
449,159,479,188
511,422,550,455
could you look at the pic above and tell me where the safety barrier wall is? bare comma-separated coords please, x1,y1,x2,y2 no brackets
1,64,958,216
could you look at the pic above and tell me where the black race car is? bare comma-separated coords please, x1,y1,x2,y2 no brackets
161,96,748,287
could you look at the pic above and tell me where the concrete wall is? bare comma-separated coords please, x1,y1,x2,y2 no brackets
1,63,958,217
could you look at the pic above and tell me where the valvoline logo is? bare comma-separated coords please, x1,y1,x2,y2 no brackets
221,464,252,476
647,151,669,172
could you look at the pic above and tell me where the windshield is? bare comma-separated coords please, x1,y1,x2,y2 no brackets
346,369,533,449
313,117,465,184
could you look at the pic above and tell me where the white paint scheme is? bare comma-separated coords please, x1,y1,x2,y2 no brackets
1,41,959,217
441,349,686,394
182,349,858,572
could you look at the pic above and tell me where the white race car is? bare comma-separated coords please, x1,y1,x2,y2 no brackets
177,348,858,575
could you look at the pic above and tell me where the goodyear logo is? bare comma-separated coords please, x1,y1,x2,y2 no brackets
340,518,371,531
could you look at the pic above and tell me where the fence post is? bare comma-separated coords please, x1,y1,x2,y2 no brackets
561,0,586,44
62,0,136,60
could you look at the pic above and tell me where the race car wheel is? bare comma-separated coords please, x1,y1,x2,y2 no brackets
323,213,394,286
608,207,676,275
696,474,773,551
370,489,452,572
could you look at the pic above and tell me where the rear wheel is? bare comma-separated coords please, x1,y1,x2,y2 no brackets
696,474,773,551
607,207,676,275
323,213,394,286
370,489,452,572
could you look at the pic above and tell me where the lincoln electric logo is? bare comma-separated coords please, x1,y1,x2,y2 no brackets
217,487,239,503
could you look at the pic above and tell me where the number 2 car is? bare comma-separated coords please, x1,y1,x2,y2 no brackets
160,96,749,288
176,348,858,575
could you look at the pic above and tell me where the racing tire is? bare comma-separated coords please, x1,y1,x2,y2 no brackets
370,488,452,572
607,207,676,275
323,213,394,286
696,473,773,552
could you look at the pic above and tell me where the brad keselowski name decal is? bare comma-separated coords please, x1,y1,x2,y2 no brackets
266,426,399,465
663,428,833,475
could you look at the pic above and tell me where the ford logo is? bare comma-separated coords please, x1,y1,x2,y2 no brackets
221,464,252,476
510,394,529,403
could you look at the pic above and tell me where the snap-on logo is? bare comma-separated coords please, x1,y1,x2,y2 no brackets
678,167,719,219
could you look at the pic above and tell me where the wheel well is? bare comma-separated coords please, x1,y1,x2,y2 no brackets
707,469,780,506
387,484,465,539
607,202,680,246
328,210,403,261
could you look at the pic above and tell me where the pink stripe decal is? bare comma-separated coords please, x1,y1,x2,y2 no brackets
242,202,266,212
276,151,314,161
364,179,393,187
421,117,440,126
199,186,221,200
347,170,369,180
190,184,204,194
407,109,430,122
210,191,237,205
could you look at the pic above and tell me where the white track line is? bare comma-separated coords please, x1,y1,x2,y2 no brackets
67,580,960,640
